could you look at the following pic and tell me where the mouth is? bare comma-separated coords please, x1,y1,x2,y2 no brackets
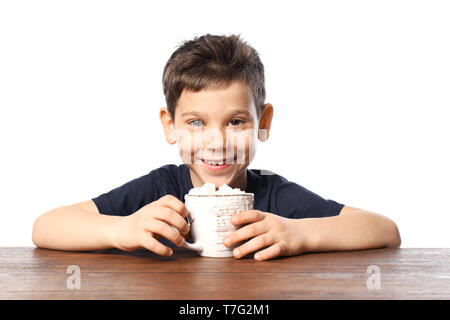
201,158,235,171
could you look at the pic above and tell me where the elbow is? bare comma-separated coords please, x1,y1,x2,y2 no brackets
387,221,401,248
32,214,47,248
32,217,42,248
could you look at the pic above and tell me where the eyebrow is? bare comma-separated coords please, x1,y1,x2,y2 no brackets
181,110,251,118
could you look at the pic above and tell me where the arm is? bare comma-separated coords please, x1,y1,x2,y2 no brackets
223,206,401,261
32,200,122,251
32,195,190,254
303,206,401,253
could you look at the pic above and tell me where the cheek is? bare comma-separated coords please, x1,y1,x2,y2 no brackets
177,143,192,164
227,128,257,163
175,127,203,164
246,129,258,163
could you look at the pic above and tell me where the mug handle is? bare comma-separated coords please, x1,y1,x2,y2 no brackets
171,221,203,253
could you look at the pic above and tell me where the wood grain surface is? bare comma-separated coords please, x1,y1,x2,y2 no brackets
1,247,449,299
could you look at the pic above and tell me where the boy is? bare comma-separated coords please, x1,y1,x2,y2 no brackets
32,34,401,261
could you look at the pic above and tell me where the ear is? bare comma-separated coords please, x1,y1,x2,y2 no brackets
258,103,273,142
159,107,177,144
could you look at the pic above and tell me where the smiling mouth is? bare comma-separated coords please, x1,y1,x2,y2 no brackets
202,159,228,165
200,160,230,171
198,154,250,165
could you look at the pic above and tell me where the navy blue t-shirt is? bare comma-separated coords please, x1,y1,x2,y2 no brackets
92,163,345,246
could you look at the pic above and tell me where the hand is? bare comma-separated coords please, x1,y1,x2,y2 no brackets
113,195,191,256
223,210,311,261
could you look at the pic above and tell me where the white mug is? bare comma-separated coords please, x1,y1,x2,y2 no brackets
182,193,254,257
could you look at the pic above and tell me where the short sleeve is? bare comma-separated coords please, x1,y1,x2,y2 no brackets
275,181,345,219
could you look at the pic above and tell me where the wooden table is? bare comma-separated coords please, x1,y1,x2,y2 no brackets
1,247,449,300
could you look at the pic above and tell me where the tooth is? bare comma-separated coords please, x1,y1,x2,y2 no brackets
204,160,226,165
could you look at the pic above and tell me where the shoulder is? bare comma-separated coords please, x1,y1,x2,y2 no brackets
259,169,325,202
247,168,287,188
248,168,316,199
147,163,190,195
246,168,304,216
150,163,181,173
118,164,182,187
110,163,186,195
249,169,319,194
248,168,344,218
148,163,187,179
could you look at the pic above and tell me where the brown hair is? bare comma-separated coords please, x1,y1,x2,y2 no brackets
162,34,266,121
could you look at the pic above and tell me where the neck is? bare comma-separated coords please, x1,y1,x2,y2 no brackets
189,168,248,191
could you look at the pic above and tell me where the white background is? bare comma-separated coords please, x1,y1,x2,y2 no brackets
1,0,449,247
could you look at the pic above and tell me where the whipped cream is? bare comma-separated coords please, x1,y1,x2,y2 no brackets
187,182,246,195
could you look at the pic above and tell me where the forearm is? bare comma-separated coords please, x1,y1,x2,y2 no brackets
303,210,401,253
32,205,122,251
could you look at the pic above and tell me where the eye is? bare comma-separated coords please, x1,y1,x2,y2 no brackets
188,119,203,127
228,119,244,126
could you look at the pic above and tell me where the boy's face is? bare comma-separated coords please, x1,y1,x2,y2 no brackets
160,81,273,190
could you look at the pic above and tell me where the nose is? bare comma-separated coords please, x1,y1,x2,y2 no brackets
202,127,227,152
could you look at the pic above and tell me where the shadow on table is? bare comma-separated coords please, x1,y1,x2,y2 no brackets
89,247,257,261
89,247,210,261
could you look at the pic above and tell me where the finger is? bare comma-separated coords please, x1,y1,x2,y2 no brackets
145,218,186,247
155,194,189,218
254,242,284,261
231,210,265,226
140,233,173,257
223,220,268,248
152,207,190,235
232,233,275,259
